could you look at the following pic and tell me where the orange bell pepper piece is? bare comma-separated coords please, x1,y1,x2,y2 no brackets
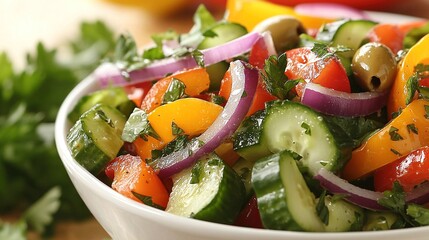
111,154,169,208
134,98,223,160
226,0,333,30
342,99,429,181
387,34,429,118
141,68,210,113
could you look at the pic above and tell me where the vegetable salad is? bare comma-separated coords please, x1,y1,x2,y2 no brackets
66,0,429,232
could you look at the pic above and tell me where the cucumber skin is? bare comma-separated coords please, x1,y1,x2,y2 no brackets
233,110,271,162
167,155,246,225
67,121,111,175
252,151,323,231
197,22,248,50
192,162,246,224
67,87,135,123
67,104,126,175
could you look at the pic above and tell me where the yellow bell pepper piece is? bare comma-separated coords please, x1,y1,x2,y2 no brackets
226,0,334,30
134,98,223,160
387,34,429,118
342,98,429,181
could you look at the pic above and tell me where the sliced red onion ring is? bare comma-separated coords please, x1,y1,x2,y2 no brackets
294,3,371,20
301,83,388,117
406,181,429,205
315,168,385,210
260,31,277,56
153,60,258,179
95,32,262,87
316,168,429,210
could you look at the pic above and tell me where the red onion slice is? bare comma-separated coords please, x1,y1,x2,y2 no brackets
316,168,429,210
95,32,262,87
294,3,371,20
153,60,259,179
406,182,429,205
301,83,388,117
315,168,385,210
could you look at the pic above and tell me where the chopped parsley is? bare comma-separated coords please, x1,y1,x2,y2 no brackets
262,53,300,100
162,78,187,104
389,126,404,141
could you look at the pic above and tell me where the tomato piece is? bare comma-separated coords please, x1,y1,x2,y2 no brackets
234,195,264,229
249,36,271,69
218,70,232,101
110,154,169,208
374,146,429,192
285,47,351,97
367,23,404,54
218,70,277,116
419,78,429,88
123,81,154,108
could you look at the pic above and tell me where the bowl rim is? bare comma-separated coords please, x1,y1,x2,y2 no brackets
54,11,429,240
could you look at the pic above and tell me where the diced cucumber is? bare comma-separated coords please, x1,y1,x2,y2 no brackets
197,22,248,50
233,110,270,162
252,150,325,231
263,101,349,175
68,87,136,123
362,211,402,231
67,103,126,175
316,19,377,53
166,154,246,224
323,195,364,232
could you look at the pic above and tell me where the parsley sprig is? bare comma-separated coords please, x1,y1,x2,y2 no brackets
262,53,301,100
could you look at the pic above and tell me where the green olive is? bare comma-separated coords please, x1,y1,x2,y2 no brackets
252,15,305,52
351,42,397,92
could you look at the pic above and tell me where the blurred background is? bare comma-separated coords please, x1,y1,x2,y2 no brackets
0,0,428,239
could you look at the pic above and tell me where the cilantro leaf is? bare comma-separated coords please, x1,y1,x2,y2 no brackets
190,160,204,184
24,187,61,233
0,220,27,240
316,191,330,225
311,42,352,60
378,182,418,227
0,20,114,224
406,204,429,226
406,73,419,105
122,108,159,142
131,192,164,210
162,78,187,104
262,53,299,100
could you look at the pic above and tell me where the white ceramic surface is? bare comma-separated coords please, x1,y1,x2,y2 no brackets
55,11,428,240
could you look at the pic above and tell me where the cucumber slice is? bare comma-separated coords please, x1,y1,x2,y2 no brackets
362,211,401,231
68,87,136,123
166,154,246,224
252,150,325,231
323,195,364,232
67,103,126,175
197,22,248,50
263,101,347,175
317,19,377,53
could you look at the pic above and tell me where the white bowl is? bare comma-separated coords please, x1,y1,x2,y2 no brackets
55,11,429,240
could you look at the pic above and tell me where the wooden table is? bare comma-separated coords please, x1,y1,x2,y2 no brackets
1,0,428,239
